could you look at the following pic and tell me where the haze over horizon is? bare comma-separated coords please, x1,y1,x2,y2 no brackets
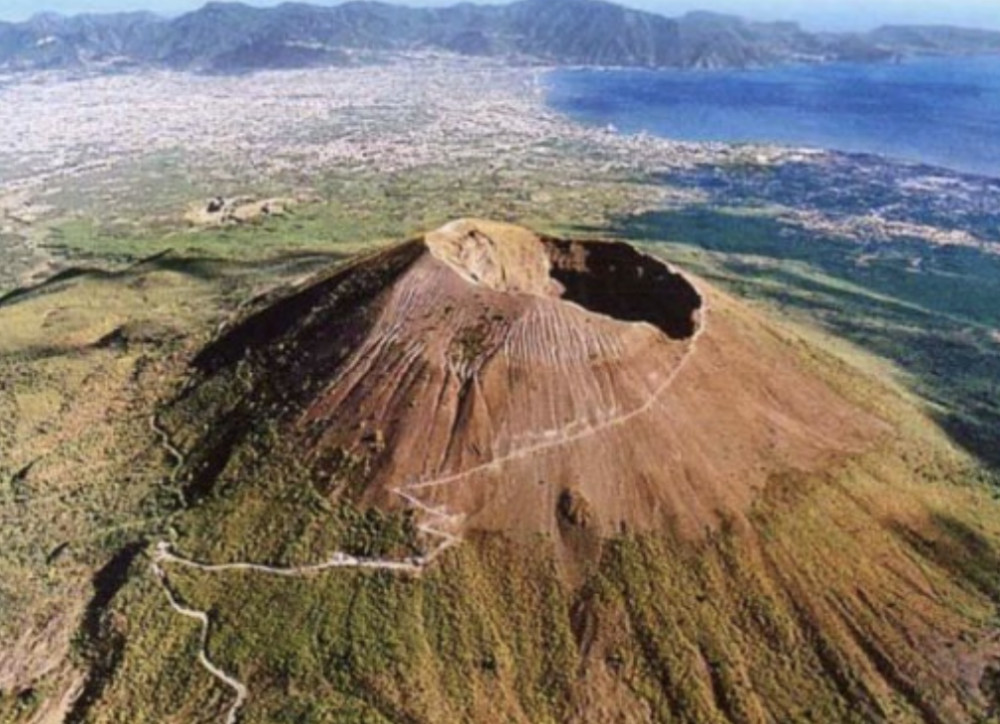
2,0,999,32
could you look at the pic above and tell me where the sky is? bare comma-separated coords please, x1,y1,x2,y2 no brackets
2,0,999,32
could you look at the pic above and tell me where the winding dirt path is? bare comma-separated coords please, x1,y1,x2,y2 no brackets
150,561,248,724
153,541,425,576
151,278,707,724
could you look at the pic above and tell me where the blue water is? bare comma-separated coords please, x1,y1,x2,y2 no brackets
546,56,1000,179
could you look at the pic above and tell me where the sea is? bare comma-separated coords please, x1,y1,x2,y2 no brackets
545,55,1000,179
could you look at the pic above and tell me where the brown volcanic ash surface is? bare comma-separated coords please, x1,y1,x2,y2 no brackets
188,219,881,541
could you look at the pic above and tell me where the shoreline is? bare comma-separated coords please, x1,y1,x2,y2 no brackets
541,57,1000,183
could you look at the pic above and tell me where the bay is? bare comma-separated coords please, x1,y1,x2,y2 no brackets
545,55,1000,179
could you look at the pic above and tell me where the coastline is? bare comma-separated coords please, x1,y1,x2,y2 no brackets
541,55,1000,182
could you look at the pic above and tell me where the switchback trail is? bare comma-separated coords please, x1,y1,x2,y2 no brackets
150,276,707,724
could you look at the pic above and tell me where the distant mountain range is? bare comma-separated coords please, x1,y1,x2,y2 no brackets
2,0,999,73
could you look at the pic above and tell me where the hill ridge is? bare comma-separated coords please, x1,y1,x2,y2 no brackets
2,0,999,72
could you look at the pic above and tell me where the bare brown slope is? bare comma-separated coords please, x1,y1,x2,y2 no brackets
184,219,883,543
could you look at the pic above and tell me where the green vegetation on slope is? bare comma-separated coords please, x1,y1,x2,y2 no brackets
83,439,1000,723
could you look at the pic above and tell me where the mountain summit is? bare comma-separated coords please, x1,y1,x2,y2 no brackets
180,219,878,548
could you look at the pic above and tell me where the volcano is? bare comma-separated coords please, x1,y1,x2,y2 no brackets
182,219,880,544
107,220,1000,723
